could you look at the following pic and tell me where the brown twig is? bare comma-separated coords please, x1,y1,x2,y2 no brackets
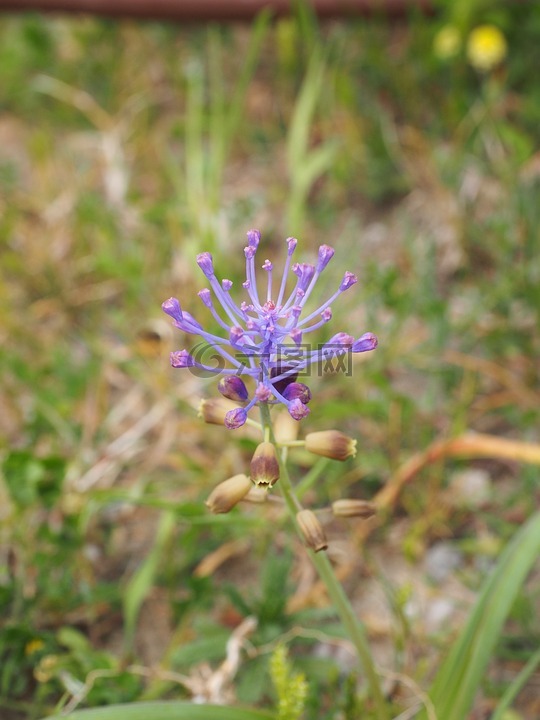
376,432,540,511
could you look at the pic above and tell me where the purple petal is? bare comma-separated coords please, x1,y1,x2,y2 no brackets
198,289,212,308
196,252,214,278
286,237,297,255
162,297,183,323
340,272,357,291
246,229,261,249
317,245,335,271
170,350,194,368
352,332,378,353
293,263,316,292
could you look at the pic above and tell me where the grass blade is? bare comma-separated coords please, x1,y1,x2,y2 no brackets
40,701,274,720
491,645,540,720
422,510,540,720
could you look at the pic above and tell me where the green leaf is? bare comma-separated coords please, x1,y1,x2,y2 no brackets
286,49,326,173
40,700,274,720
491,645,540,720
422,511,540,720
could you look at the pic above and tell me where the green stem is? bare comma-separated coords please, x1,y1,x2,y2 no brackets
259,404,388,720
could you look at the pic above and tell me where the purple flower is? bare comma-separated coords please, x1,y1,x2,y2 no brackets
163,230,377,428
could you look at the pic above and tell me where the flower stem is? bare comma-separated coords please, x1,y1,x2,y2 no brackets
258,403,388,720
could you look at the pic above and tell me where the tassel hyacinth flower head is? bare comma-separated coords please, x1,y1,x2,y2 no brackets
162,230,377,429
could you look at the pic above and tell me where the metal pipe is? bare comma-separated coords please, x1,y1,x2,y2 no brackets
0,0,435,22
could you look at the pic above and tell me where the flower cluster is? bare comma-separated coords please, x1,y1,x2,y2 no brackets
163,230,377,429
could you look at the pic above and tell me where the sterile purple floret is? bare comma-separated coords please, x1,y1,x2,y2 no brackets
163,230,377,428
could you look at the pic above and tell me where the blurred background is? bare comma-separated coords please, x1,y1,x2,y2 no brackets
0,1,539,718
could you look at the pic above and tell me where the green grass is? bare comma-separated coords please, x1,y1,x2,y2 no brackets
1,4,539,720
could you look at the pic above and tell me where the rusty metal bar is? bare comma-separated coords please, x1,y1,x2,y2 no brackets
0,0,435,22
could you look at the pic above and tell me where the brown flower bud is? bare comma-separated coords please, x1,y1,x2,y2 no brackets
198,398,238,425
296,509,328,552
273,409,300,443
332,499,377,519
250,441,280,487
205,474,252,514
305,431,357,461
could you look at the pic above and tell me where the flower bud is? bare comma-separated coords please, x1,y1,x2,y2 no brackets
305,431,357,461
273,410,300,443
198,398,238,425
196,252,214,278
218,376,249,402
205,474,252,514
352,333,378,353
332,499,377,519
288,398,310,421
225,407,247,429
282,382,312,405
296,509,328,552
250,441,279,487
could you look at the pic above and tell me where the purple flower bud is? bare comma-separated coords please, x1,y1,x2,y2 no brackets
244,246,256,260
293,263,316,292
162,297,183,323
218,376,249,402
286,237,297,255
317,244,335,271
196,252,214,278
246,229,261,249
340,272,357,291
222,279,233,291
283,382,312,404
262,259,272,271
288,398,310,420
225,407,247,429
170,350,194,368
290,328,302,344
352,332,378,353
198,289,212,307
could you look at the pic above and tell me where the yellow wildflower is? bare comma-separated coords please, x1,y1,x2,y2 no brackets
433,25,461,61
467,25,507,72
25,638,45,656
